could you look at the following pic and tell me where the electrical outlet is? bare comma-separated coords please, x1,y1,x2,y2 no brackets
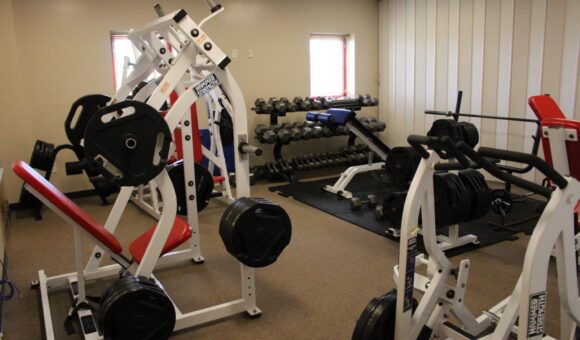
232,48,238,58
248,49,254,58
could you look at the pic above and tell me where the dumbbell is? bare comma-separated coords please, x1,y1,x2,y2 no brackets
308,97,323,110
289,126,302,141
305,153,321,168
255,124,268,139
334,125,348,136
321,125,335,138
269,124,281,133
293,96,305,109
375,121,386,132
274,100,288,114
298,156,311,170
311,123,323,138
261,129,278,144
359,94,372,106
301,125,314,140
254,98,266,113
350,195,378,211
277,129,291,144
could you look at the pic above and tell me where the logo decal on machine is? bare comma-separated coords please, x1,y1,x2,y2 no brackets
403,237,418,312
527,291,546,337
193,74,219,97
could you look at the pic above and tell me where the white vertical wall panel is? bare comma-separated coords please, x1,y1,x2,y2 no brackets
559,0,580,117
435,0,449,114
425,0,437,131
447,0,460,109
394,0,407,144
405,0,416,138
378,0,389,142
414,0,427,135
481,0,500,149
523,0,547,181
457,0,474,119
470,0,486,133
386,0,397,146
495,0,514,151
379,0,580,184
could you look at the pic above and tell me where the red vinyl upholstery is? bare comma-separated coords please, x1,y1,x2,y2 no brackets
12,161,123,254
129,216,192,264
528,95,580,181
529,95,566,121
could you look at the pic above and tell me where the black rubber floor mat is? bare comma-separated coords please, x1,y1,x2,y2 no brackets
270,171,545,257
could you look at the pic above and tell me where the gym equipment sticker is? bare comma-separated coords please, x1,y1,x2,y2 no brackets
403,237,418,312
527,291,546,337
193,74,219,97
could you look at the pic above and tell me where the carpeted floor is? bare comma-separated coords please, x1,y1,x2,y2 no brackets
2,180,566,339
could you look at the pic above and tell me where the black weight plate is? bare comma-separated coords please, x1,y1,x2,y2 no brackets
219,109,234,145
458,170,492,221
166,160,214,214
381,192,407,229
447,173,471,223
65,94,111,148
84,100,172,187
219,197,292,268
352,289,418,340
433,173,471,228
29,140,43,169
427,119,464,142
99,275,174,340
385,147,421,189
459,122,479,147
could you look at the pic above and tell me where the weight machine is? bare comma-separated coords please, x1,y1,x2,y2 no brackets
353,96,579,339
16,3,281,339
127,7,237,219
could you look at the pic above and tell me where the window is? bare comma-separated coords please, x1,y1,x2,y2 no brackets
110,33,138,90
309,34,354,98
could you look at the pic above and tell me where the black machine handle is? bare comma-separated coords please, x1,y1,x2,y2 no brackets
407,135,471,170
456,142,564,198
477,146,568,189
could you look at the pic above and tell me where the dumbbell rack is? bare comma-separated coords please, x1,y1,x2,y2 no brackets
253,144,382,182
252,96,382,182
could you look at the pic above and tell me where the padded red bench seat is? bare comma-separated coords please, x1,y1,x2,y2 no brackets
529,95,580,181
13,160,193,263
213,176,225,183
129,216,192,263
12,161,123,254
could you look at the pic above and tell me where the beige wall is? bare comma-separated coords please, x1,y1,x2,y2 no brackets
379,0,580,182
0,0,36,204
1,0,379,202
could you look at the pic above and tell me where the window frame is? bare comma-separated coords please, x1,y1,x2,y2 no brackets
309,34,350,98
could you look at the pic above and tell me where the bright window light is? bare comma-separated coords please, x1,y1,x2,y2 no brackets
111,34,137,90
310,35,348,97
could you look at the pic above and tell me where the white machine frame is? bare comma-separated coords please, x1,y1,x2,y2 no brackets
394,128,579,339
128,14,236,220
31,5,263,339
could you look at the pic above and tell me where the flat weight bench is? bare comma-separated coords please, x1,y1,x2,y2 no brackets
307,109,391,199
12,161,192,265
